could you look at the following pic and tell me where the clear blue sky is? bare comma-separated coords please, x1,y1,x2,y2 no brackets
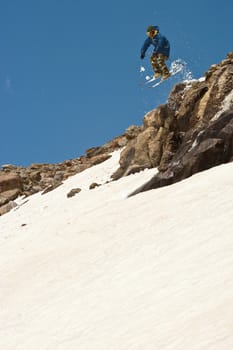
1,0,232,166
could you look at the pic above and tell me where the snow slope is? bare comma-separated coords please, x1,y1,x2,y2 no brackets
0,151,233,350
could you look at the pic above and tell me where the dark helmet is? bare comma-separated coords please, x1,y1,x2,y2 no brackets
146,25,159,33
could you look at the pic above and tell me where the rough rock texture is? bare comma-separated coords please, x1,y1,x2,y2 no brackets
112,52,233,194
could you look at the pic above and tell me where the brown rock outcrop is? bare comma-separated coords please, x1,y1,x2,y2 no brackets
0,174,23,211
0,129,133,215
130,110,233,195
0,201,18,216
126,52,233,195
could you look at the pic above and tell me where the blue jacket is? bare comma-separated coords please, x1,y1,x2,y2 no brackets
141,26,170,58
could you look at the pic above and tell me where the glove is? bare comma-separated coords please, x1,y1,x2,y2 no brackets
140,53,145,59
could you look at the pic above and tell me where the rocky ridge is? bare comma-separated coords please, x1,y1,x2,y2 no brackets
0,129,137,215
1,53,233,214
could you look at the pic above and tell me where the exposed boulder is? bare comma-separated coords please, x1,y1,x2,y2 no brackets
0,174,23,193
89,183,101,190
0,174,23,215
67,188,82,198
0,189,21,206
0,201,17,216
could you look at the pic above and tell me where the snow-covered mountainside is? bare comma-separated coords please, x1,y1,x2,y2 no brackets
1,151,233,350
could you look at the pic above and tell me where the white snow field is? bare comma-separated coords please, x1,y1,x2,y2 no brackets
0,150,233,350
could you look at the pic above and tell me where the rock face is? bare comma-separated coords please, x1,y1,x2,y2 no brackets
1,53,233,214
112,52,233,195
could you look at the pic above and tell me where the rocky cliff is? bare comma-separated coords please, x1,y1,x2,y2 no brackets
125,52,233,195
1,52,233,214
0,134,127,215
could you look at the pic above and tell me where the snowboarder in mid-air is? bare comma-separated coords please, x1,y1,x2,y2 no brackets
140,25,171,80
